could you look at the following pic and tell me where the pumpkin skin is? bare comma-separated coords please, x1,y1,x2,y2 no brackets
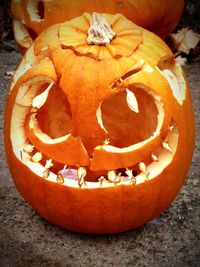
11,0,184,52
4,13,195,234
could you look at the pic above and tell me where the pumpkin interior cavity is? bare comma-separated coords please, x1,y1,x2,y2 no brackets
100,88,158,147
36,83,72,138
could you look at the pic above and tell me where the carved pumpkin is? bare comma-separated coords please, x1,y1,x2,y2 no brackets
5,13,195,234
11,0,184,52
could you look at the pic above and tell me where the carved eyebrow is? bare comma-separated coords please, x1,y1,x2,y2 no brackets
110,60,144,89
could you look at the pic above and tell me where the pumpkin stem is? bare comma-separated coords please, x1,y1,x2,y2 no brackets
87,12,116,45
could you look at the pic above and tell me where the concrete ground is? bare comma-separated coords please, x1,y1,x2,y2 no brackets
0,4,200,266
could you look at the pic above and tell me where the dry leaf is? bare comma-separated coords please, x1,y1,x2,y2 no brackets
170,28,200,54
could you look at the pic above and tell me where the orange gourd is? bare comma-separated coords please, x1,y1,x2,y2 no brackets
11,0,184,52
4,13,195,234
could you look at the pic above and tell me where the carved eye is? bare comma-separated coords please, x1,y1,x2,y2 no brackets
35,83,72,139
100,88,158,148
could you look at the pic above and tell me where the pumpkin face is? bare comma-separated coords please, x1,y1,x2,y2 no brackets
5,13,194,234
11,0,184,52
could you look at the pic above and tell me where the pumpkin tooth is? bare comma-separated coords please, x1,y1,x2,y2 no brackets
103,138,110,145
32,82,54,109
23,144,34,153
139,162,147,174
98,176,107,186
20,150,23,160
32,152,42,162
151,153,159,162
125,168,133,179
162,142,173,153
43,169,50,179
129,177,136,185
125,169,136,184
56,173,64,184
115,173,122,183
108,170,121,183
107,170,116,182
63,165,67,170
169,125,175,131
126,89,139,113
145,172,150,181
77,167,87,188
45,159,53,169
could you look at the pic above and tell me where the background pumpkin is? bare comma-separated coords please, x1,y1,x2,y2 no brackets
11,0,184,52
4,12,195,234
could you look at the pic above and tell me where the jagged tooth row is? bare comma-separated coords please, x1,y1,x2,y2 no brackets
19,118,175,186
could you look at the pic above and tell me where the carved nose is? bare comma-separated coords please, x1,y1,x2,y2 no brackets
70,102,107,157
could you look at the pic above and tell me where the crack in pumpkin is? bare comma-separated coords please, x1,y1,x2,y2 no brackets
60,42,141,61
60,44,101,61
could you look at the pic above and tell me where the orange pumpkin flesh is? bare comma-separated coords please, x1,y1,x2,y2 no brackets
11,0,184,52
4,13,195,234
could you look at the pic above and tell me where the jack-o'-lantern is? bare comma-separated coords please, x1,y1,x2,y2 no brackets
11,0,184,52
5,13,195,234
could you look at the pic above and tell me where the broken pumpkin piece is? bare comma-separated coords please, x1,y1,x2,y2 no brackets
4,12,195,234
